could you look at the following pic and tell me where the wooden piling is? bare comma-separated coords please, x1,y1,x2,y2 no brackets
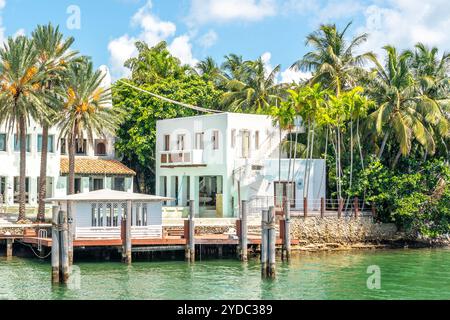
303,197,308,218
337,198,343,218
6,239,13,260
354,197,360,218
282,198,291,262
240,200,248,262
67,200,74,266
261,209,268,278
123,200,132,264
320,197,325,218
51,205,60,284
371,203,377,220
185,200,195,262
267,206,276,279
59,209,69,284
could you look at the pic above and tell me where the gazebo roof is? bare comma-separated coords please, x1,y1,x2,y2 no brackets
46,189,173,202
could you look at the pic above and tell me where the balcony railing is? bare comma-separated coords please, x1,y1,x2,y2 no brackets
160,150,204,166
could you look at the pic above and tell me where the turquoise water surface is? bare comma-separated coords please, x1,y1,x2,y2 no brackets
0,248,449,300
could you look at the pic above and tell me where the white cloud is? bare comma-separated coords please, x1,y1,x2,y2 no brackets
108,0,199,79
280,68,311,84
188,0,276,25
13,28,25,38
356,1,450,59
284,0,364,24
168,35,198,66
198,30,218,48
261,51,274,78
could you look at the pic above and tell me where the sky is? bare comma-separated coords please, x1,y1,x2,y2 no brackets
2,0,450,82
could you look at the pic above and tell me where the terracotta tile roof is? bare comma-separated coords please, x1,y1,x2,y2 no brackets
60,158,135,176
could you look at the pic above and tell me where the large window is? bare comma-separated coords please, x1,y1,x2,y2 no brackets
195,132,204,150
177,134,186,150
0,134,6,151
37,134,55,153
37,177,54,200
255,131,260,150
60,138,67,155
14,176,30,204
76,139,87,155
163,135,170,151
90,178,104,191
95,140,107,156
212,130,219,150
113,177,125,191
0,177,6,204
14,134,31,152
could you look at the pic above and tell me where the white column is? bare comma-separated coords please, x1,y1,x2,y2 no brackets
6,175,14,206
177,175,185,206
166,176,173,206
81,177,90,193
189,176,199,217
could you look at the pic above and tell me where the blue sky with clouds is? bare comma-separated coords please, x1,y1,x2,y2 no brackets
2,0,450,82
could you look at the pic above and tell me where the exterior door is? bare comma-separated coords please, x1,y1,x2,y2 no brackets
274,181,296,208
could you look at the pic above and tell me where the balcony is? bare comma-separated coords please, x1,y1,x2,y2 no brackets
160,150,205,167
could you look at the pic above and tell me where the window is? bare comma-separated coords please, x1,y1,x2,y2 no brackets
177,134,185,150
37,134,54,153
95,140,107,156
212,130,219,150
0,134,6,151
241,130,250,158
14,176,30,204
36,177,54,200
163,135,170,151
60,138,67,155
255,131,260,150
195,132,204,150
91,203,104,227
68,178,82,194
75,139,87,155
14,134,31,152
113,177,125,191
0,177,6,204
231,129,236,148
90,178,104,191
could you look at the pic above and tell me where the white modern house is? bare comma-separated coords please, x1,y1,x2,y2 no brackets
155,112,326,218
0,66,135,214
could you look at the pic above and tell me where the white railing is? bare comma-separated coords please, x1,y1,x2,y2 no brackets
75,225,162,239
160,149,204,166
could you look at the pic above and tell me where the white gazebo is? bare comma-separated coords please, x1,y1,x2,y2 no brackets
46,189,173,239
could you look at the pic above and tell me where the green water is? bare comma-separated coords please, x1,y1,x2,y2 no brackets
1,248,450,300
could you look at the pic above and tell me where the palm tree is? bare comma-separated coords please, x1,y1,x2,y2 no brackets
292,22,376,95
221,57,281,113
0,36,48,220
288,83,330,199
58,58,121,194
366,46,447,167
269,101,295,206
221,54,247,81
32,23,76,221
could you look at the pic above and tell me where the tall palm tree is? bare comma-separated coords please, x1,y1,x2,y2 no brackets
58,58,121,195
32,23,77,221
292,22,376,95
221,54,247,81
0,36,48,220
367,46,447,167
221,57,281,113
